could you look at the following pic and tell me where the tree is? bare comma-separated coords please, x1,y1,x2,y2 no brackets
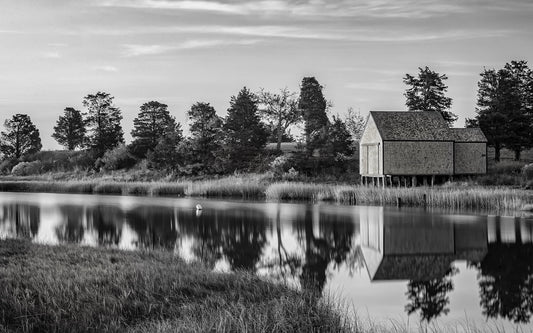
52,107,86,150
257,88,301,151
469,61,533,161
403,66,456,126
298,77,329,155
0,114,42,159
325,115,354,158
147,129,184,171
223,87,268,171
187,102,223,168
83,92,124,156
344,107,366,142
130,101,179,158
501,61,533,160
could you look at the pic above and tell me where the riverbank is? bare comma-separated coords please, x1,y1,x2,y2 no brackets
0,175,532,211
0,239,352,333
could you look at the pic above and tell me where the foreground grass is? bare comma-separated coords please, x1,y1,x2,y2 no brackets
0,239,352,333
0,175,532,211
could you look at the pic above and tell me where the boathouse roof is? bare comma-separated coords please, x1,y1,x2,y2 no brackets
370,111,451,141
450,128,488,142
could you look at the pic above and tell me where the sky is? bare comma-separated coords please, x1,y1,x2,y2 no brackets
1,0,533,149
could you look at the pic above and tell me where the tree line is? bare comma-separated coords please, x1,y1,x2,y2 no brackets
0,77,360,176
1,61,531,176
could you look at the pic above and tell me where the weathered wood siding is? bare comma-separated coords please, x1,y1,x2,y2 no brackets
383,141,454,175
454,142,487,174
360,116,383,175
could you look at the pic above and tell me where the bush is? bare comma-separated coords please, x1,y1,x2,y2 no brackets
11,161,43,176
489,160,526,175
523,163,533,181
0,158,18,174
270,155,290,177
97,145,137,171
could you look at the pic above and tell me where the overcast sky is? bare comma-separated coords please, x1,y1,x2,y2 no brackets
1,0,532,149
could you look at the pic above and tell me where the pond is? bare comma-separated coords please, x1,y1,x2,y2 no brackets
1,192,532,331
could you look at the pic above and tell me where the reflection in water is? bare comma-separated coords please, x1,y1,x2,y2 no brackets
0,204,40,239
55,205,85,243
474,217,533,324
1,194,533,328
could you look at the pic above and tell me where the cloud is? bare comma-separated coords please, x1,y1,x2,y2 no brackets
94,65,119,72
41,51,62,59
122,44,174,56
122,39,259,56
96,0,474,19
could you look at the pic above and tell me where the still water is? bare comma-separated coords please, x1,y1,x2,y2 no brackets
1,192,532,331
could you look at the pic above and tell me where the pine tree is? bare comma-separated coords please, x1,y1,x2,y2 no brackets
298,77,329,155
131,101,180,158
52,107,86,150
187,102,223,167
470,61,533,161
223,87,268,171
403,66,456,126
83,92,124,156
0,114,42,158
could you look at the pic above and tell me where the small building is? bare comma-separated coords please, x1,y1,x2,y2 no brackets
359,111,487,186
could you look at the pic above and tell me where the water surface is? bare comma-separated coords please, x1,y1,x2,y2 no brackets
1,192,532,332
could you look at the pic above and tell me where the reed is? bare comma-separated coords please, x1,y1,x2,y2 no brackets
0,239,353,333
186,176,267,199
266,183,533,211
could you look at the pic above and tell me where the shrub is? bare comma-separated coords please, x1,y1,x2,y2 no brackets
270,155,290,177
0,158,18,174
97,145,137,171
11,161,43,176
489,160,526,175
523,163,533,181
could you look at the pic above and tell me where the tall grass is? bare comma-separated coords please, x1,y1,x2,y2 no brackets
0,180,188,197
0,239,353,333
185,175,267,199
266,182,533,211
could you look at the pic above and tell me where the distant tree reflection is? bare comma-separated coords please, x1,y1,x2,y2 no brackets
405,266,458,322
55,205,84,243
475,243,533,323
87,206,123,246
127,206,178,250
221,210,267,271
0,204,40,239
296,208,356,294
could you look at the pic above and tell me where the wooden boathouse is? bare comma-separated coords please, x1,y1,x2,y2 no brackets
359,111,487,186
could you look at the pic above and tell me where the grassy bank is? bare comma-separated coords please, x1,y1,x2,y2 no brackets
0,175,532,211
0,239,353,333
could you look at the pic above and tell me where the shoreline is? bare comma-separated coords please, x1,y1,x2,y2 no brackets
0,177,532,211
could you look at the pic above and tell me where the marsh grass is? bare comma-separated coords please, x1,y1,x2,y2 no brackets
1,176,532,211
185,176,267,199
266,182,533,211
0,239,353,333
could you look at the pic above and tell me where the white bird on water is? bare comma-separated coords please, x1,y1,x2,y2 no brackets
196,204,203,211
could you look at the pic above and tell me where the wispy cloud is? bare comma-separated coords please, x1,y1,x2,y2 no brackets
41,51,62,59
97,0,471,18
70,24,513,43
122,39,259,56
94,65,119,72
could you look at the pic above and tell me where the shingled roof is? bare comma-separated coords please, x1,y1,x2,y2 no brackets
450,128,488,142
369,111,487,142
370,111,451,141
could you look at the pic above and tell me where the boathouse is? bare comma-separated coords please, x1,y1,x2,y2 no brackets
359,111,487,186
